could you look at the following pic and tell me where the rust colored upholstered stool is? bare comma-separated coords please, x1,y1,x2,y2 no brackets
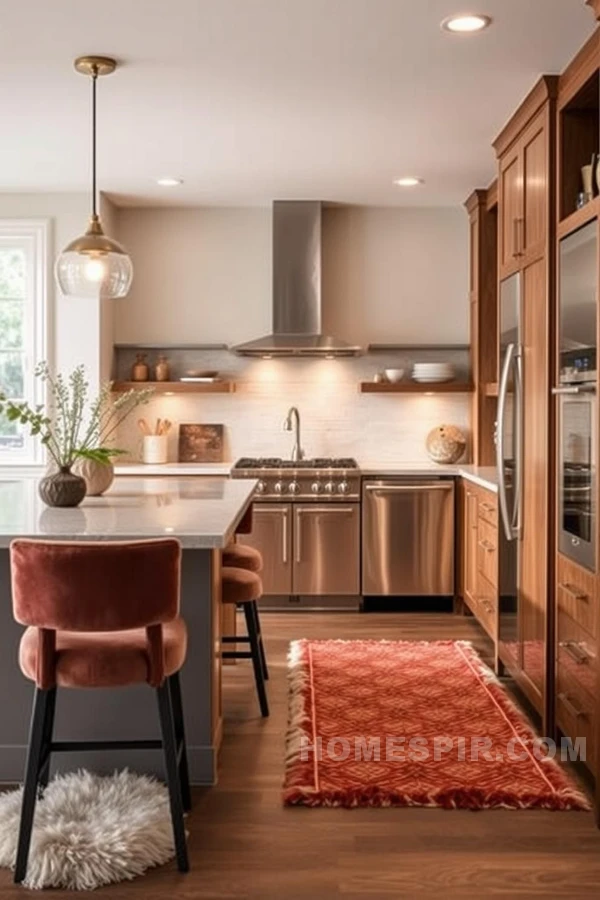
222,542,263,573
221,567,269,717
9,538,191,883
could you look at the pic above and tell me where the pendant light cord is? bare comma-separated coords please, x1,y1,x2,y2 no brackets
91,66,98,218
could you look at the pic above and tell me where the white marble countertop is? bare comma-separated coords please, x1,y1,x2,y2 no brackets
114,462,233,477
0,476,257,549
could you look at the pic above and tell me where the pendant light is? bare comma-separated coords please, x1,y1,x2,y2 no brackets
55,56,133,299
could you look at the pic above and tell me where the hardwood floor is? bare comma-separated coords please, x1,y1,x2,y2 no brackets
1,611,600,898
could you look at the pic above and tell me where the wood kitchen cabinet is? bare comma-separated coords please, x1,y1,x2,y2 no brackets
496,79,556,280
464,187,498,465
555,554,598,772
459,478,500,665
492,76,556,728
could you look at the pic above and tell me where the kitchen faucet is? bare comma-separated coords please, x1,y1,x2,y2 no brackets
283,406,304,461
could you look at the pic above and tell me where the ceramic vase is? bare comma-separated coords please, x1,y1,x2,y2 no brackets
72,457,115,496
38,467,87,508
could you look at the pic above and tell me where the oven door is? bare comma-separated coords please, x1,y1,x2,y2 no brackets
558,392,596,571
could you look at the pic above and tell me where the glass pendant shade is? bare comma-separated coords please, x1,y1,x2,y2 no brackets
55,216,133,299
55,56,133,300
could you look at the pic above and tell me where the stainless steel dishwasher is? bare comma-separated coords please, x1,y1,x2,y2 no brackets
362,479,455,596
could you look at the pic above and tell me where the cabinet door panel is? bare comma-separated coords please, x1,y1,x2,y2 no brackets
519,257,549,711
239,503,292,595
522,113,547,263
293,505,360,595
500,150,522,275
464,485,479,611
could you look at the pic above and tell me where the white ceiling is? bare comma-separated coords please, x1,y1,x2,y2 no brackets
0,0,594,207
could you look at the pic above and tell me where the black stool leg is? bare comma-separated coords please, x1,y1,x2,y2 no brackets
156,681,189,873
38,687,57,791
14,688,53,884
251,601,269,681
243,602,269,717
168,673,192,813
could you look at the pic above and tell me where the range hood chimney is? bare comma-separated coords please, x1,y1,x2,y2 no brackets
233,201,361,357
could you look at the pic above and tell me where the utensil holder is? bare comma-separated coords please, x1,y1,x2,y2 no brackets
142,435,168,464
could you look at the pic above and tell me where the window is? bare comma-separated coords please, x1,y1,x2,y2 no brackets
0,221,49,464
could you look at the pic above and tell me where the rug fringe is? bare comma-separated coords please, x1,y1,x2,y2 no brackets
285,640,313,770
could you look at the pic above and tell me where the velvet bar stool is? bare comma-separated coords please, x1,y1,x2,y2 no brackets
9,538,191,883
222,542,263,573
222,503,262,572
221,567,269,717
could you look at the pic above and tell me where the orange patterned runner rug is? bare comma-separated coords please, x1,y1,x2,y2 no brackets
283,640,590,810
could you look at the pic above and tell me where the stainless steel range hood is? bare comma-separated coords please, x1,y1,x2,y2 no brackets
233,201,361,357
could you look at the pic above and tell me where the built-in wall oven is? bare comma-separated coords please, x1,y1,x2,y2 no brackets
554,221,597,572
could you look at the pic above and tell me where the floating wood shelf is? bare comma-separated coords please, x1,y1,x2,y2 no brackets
360,382,474,394
557,197,600,240
111,381,236,394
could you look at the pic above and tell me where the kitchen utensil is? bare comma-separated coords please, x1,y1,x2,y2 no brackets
384,368,405,383
137,418,151,436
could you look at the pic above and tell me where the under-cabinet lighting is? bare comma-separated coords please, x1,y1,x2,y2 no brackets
156,177,183,187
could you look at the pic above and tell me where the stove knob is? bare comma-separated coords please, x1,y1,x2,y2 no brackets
273,481,284,494
256,480,266,494
324,481,335,494
288,481,300,495
311,482,322,494
337,481,349,495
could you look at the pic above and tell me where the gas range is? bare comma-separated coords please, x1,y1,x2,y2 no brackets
232,457,360,500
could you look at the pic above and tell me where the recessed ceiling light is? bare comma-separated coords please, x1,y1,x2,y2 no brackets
441,13,492,33
393,176,424,187
156,177,183,187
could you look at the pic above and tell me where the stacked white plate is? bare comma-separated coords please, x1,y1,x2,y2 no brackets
412,362,455,384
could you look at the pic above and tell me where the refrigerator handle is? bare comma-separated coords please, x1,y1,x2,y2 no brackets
511,348,523,538
496,342,516,542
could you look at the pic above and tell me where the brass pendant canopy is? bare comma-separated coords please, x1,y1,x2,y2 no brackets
55,55,133,299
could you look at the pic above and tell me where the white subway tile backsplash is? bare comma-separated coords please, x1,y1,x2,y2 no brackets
116,355,472,464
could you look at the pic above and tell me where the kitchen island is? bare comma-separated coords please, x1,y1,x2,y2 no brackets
0,475,256,785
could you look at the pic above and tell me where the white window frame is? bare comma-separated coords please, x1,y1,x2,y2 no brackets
0,219,51,465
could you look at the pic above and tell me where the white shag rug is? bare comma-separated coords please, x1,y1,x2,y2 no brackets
0,769,177,890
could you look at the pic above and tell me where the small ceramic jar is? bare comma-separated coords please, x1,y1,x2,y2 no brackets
154,355,170,382
131,353,149,382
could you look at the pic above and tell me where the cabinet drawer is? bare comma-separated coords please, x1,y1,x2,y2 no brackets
556,677,596,771
476,571,497,640
477,518,498,588
478,493,497,527
556,553,597,638
556,610,596,704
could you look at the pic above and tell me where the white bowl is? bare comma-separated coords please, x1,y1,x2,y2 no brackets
384,368,405,383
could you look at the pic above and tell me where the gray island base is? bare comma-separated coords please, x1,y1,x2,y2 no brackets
0,475,256,785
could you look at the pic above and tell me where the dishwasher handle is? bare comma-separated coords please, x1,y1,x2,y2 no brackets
364,482,454,492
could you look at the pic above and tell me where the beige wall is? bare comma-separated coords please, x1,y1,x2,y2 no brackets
113,204,468,346
322,206,468,345
114,207,272,344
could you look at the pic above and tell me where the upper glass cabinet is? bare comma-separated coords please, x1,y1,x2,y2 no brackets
559,221,597,384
